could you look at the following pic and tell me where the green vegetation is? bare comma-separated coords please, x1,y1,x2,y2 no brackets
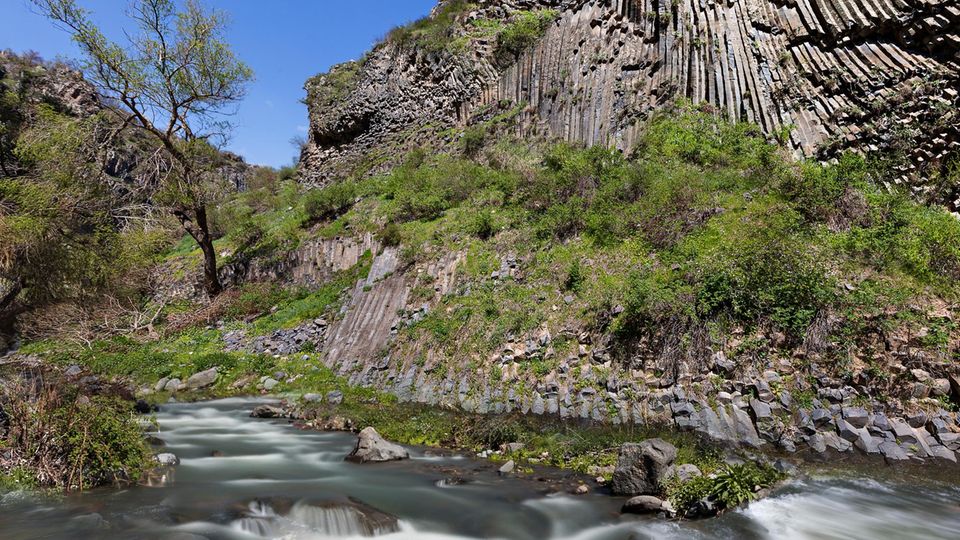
33,0,254,297
495,10,560,63
386,0,475,54
666,462,784,516
0,374,151,490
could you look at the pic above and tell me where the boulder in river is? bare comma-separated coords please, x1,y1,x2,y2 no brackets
345,427,409,463
185,367,218,390
155,452,180,466
622,495,670,514
251,404,286,419
611,438,677,496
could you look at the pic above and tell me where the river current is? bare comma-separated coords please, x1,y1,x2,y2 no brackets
1,398,958,539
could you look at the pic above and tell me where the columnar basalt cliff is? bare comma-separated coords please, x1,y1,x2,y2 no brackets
300,0,959,206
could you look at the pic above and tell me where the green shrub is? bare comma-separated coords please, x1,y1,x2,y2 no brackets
469,209,496,240
303,181,357,223
462,125,487,156
781,153,867,222
2,383,151,490
496,10,559,62
380,222,403,247
563,260,585,292
841,189,960,283
666,462,783,516
386,0,473,54
695,215,834,339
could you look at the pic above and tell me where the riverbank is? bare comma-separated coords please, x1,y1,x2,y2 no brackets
2,397,959,539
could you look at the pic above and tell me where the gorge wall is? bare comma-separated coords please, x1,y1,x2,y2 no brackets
300,0,959,208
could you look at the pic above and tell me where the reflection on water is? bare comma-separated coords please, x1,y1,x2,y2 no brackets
1,398,959,539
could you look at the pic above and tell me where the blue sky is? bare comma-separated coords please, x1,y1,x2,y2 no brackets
1,0,437,167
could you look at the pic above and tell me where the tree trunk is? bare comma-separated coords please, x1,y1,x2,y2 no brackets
173,206,222,298
194,205,222,298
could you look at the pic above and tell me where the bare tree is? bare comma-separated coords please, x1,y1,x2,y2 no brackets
33,0,253,297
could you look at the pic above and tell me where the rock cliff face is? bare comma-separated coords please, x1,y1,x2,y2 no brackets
300,0,959,207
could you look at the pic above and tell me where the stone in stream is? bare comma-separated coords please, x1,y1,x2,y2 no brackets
611,438,677,496
250,404,286,418
185,367,218,390
345,427,409,463
155,453,180,466
622,495,669,514
498,460,515,475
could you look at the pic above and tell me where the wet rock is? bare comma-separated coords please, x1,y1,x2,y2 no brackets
929,445,957,463
773,459,797,475
574,483,589,494
622,495,668,514
251,404,286,418
611,438,677,496
185,367,218,390
70,513,109,530
346,427,409,463
498,460,515,475
880,441,910,462
155,453,180,466
134,399,156,414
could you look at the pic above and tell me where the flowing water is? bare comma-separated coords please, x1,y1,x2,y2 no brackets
1,398,959,539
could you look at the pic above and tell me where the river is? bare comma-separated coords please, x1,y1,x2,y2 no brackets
1,398,958,539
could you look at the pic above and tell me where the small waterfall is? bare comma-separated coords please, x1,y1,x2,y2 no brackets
230,500,279,537
288,501,400,536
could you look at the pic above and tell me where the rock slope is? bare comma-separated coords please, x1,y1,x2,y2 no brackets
300,0,959,207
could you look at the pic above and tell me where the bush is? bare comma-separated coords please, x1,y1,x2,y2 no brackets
563,260,585,292
841,189,960,283
1,378,151,490
468,210,496,240
380,222,402,247
667,462,783,517
695,213,834,339
462,125,486,157
496,10,559,62
303,181,357,223
386,0,473,54
781,153,868,222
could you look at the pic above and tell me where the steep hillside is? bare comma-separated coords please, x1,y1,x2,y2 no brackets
0,51,255,346
10,2,960,471
300,0,958,208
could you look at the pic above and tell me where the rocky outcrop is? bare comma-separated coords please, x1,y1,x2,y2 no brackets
345,427,410,463
300,0,959,208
